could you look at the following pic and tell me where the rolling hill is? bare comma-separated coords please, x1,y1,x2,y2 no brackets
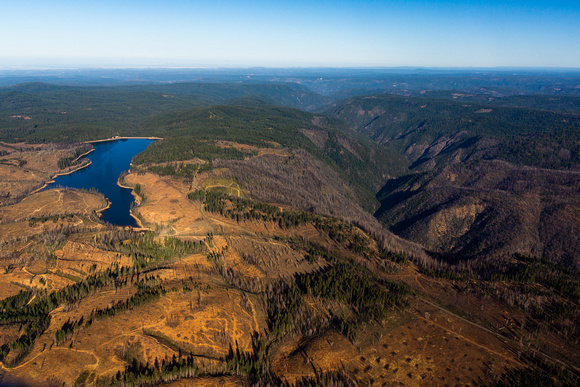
322,93,580,171
0,82,331,143
133,104,409,213
322,93,580,267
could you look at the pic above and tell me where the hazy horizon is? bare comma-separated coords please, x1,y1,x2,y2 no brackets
2,1,579,69
1,64,580,71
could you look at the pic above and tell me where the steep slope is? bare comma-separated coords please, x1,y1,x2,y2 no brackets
323,93,580,171
323,94,580,266
375,160,580,267
134,104,409,212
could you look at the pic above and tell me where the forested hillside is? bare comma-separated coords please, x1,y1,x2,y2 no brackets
133,104,408,212
416,92,580,113
375,160,580,266
322,93,580,268
0,82,330,143
323,93,580,171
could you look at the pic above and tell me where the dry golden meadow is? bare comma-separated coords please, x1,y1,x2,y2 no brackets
0,144,575,386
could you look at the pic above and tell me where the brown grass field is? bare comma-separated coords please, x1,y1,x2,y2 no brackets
0,188,105,224
123,172,213,236
269,288,523,385
0,156,577,386
0,143,90,206
0,187,108,301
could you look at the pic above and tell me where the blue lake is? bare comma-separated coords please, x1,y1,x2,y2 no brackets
47,138,154,226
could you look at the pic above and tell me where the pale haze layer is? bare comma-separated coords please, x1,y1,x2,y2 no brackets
1,0,579,68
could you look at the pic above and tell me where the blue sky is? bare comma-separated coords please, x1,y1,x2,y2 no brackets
1,0,579,68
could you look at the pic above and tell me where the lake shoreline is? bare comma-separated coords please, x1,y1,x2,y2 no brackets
30,159,93,195
86,136,163,144
40,138,155,227
72,147,95,162
117,175,149,230
95,197,111,215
